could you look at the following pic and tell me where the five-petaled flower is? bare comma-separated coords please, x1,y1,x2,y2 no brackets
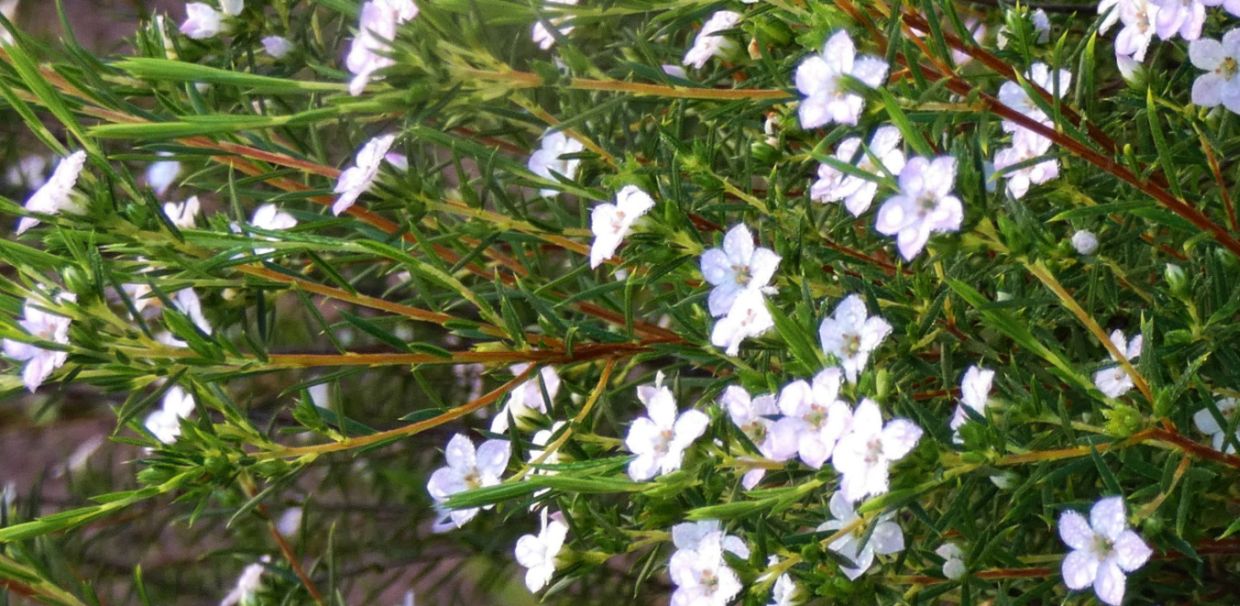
426,433,511,529
949,365,994,442
1093,329,1143,398
818,492,904,580
1058,496,1152,606
3,294,75,392
345,0,419,96
668,528,744,606
818,294,892,383
700,223,781,318
794,30,888,129
776,367,853,469
515,510,569,592
875,156,964,260
1189,29,1240,114
711,287,774,356
624,373,709,481
832,398,923,502
722,385,798,488
683,11,742,70
811,126,905,216
333,134,398,215
527,130,585,197
590,185,655,268
17,150,87,235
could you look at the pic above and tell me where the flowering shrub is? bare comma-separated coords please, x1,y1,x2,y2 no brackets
1,0,1239,604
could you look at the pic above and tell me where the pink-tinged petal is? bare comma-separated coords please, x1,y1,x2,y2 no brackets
673,409,710,446
1113,530,1152,572
1189,38,1223,70
700,248,733,286
870,520,905,555
1093,557,1127,605
1061,548,1100,590
722,224,755,266
822,31,856,75
1058,510,1094,550
444,434,476,472
850,56,889,88
475,439,511,476
880,419,923,460
1090,496,1128,542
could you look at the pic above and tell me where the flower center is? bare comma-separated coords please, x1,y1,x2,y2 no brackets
464,470,482,490
1092,535,1115,558
917,191,939,214
733,263,752,286
1220,57,1238,80
805,404,826,428
609,210,627,233
844,332,862,356
864,437,883,466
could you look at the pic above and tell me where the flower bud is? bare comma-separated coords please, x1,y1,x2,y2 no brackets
1071,229,1098,255
1164,263,1188,297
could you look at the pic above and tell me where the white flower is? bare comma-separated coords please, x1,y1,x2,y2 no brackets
220,0,244,16
181,3,223,39
776,368,853,469
346,0,420,96
173,288,213,334
668,530,743,606
276,507,303,537
683,11,742,69
810,126,905,216
875,155,964,260
1192,397,1239,453
491,364,560,433
832,399,922,502
529,421,566,469
795,31,889,129
1189,30,1240,114
164,196,201,229
993,136,1059,199
1058,496,1153,605
936,543,966,580
1072,229,1099,255
527,130,584,197
262,35,295,58
1099,0,1159,73
219,557,269,606
767,571,798,606
144,385,196,444
515,510,569,592
1092,329,1143,398
817,294,891,383
722,386,797,488
997,62,1072,152
710,287,774,357
672,520,750,558
590,185,655,268
531,0,578,50
249,203,297,255
426,434,511,529
146,154,181,197
1153,0,1205,41
3,295,75,392
700,224,781,318
950,365,994,441
17,150,87,235
624,374,709,481
817,492,904,579
6,155,48,190
333,134,397,215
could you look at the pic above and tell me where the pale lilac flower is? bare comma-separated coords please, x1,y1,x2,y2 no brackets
936,543,966,580
875,155,964,260
811,126,905,216
700,224,781,318
1058,496,1152,605
950,365,994,442
662,64,689,79
672,520,750,558
1189,30,1240,114
668,530,743,606
146,154,181,197
262,35,294,58
144,385,196,444
531,0,578,50
219,557,269,606
346,0,419,96
832,399,923,502
173,288,212,334
1192,397,1238,453
996,63,1072,152
1092,329,1143,398
220,0,243,16
491,364,560,433
776,367,853,469
164,196,201,229
683,11,741,70
180,3,223,39
276,507,303,537
333,134,397,215
515,510,569,592
426,434,511,529
795,31,888,129
817,492,904,579
767,571,798,606
1099,0,1159,75
1153,0,1206,41
721,386,797,488
1072,229,1099,255
248,204,297,255
710,287,774,356
5,155,48,190
3,294,74,392
590,185,655,268
993,136,1059,199
17,150,87,235
527,130,584,197
817,294,891,383
624,374,709,481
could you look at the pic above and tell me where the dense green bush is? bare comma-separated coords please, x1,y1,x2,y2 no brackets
0,0,1238,604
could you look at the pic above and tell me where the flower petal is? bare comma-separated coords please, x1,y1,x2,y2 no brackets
1058,510,1094,551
